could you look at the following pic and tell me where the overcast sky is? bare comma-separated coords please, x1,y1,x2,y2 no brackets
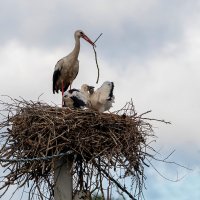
0,0,200,199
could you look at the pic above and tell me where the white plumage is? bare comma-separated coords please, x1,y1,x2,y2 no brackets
63,89,87,109
62,84,93,109
53,30,94,94
82,81,115,112
63,82,115,112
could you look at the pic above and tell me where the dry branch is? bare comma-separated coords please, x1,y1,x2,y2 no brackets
0,98,168,200
93,33,102,84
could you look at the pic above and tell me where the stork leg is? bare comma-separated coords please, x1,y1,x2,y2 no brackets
62,81,64,107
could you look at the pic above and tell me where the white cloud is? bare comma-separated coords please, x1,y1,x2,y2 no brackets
1,0,199,53
1,1,200,199
0,40,59,102
1,15,200,147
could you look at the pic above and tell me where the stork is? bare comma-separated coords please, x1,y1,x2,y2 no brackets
82,81,115,112
63,85,93,109
63,89,87,109
52,30,95,102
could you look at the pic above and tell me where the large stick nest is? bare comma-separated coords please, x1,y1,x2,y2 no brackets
0,97,168,200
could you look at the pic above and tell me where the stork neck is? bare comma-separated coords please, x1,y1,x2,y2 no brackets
72,37,80,58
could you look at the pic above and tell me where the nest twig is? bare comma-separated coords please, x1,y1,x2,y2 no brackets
93,33,102,84
0,97,169,200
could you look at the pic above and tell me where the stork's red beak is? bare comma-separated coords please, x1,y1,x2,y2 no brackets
82,34,96,47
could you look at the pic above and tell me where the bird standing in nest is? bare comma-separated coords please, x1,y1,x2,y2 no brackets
53,30,95,99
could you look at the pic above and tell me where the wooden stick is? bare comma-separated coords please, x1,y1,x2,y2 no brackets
94,33,103,43
93,46,100,84
93,33,103,84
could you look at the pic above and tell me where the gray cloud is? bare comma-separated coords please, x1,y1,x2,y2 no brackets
1,0,199,61
1,1,200,199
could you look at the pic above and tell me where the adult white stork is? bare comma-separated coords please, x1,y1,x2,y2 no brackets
82,81,115,112
53,30,95,97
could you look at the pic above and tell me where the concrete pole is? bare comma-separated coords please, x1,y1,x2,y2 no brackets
54,157,73,200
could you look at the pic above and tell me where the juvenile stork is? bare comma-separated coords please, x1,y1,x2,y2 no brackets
53,30,95,97
63,85,93,109
82,81,115,112
63,89,87,109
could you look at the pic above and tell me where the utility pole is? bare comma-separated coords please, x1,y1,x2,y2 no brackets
54,157,73,200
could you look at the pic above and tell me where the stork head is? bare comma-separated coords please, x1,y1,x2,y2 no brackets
63,92,74,108
81,84,95,98
81,84,94,93
75,30,95,46
81,84,89,92
87,85,95,94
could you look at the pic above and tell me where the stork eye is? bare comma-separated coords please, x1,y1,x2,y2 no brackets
80,31,83,35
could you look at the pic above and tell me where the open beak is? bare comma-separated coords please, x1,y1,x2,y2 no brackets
87,85,95,94
82,34,96,47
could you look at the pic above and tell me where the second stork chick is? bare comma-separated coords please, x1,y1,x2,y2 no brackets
84,81,115,112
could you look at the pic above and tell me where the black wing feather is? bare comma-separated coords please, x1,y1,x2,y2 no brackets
70,96,86,108
53,69,61,94
108,82,114,100
68,89,80,94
